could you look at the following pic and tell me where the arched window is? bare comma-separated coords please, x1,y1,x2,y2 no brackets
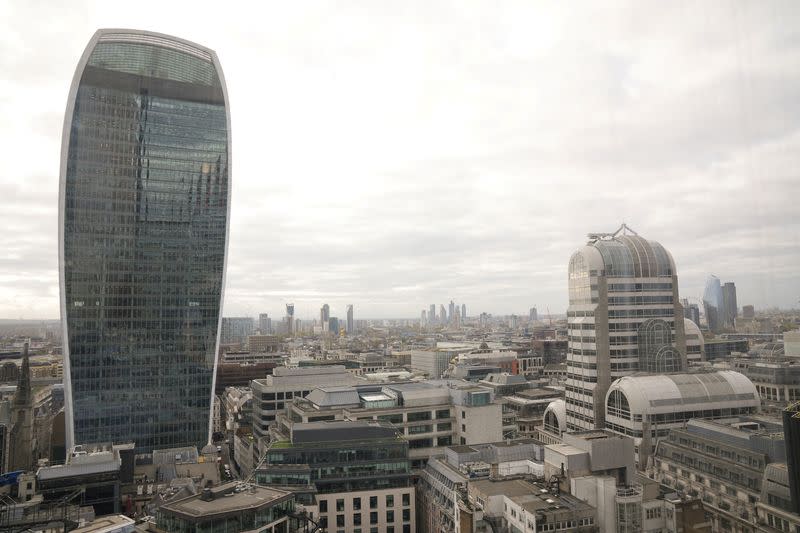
607,389,631,420
544,408,561,435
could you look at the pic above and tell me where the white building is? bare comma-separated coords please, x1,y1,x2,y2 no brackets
566,225,686,431
604,370,760,463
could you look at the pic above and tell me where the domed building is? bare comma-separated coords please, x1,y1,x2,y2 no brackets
604,370,759,463
565,224,687,431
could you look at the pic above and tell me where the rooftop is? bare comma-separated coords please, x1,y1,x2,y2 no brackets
159,482,292,520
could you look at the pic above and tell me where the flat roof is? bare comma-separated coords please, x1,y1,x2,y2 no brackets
159,483,291,520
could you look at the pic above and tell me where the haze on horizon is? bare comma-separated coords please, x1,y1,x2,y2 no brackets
1,1,799,320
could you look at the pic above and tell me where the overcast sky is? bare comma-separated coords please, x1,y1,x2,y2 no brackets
1,1,799,320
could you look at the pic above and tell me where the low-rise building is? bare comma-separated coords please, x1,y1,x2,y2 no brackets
155,482,295,533
603,371,761,464
273,381,503,469
649,417,786,532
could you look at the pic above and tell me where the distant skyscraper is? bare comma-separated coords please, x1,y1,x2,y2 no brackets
286,304,295,335
703,275,723,333
259,313,272,334
566,225,686,431
742,305,755,319
221,317,255,346
683,302,700,328
346,304,354,334
461,303,466,320
60,29,230,452
722,282,737,328
448,301,455,323
429,304,436,324
328,317,340,335
440,305,447,325
320,304,330,332
529,307,538,322
421,310,427,324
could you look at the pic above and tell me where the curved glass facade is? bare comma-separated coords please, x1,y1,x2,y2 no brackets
60,30,229,452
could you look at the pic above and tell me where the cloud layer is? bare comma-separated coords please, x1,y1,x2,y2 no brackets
1,1,799,319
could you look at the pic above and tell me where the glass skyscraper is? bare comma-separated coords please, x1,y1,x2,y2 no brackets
59,29,230,452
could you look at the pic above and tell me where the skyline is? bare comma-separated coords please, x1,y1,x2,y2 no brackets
2,1,800,319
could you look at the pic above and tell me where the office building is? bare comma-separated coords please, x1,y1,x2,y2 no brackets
722,281,738,329
320,303,330,332
346,304,354,334
784,402,800,514
785,330,800,358
411,349,457,379
650,417,786,532
274,381,503,469
449,301,455,323
682,299,701,328
250,366,359,448
604,371,760,463
259,313,272,334
256,421,415,533
328,317,340,335
529,307,538,322
37,442,135,516
221,317,255,346
461,303,466,320
247,335,281,354
60,29,230,452
420,310,427,325
703,275,723,332
285,304,295,335
742,305,755,319
564,225,686,431
429,304,436,324
156,482,295,533
440,305,447,325
742,360,800,410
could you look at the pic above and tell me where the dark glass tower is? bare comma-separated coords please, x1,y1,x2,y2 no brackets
59,29,230,452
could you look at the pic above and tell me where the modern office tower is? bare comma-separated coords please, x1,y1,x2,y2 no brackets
722,281,738,328
681,299,701,328
448,301,455,323
564,225,686,431
346,304,354,334
258,313,272,334
461,303,466,320
703,275,723,332
742,305,755,319
220,317,255,346
420,310,427,324
285,303,295,335
439,305,447,325
429,304,436,324
328,317,340,335
529,307,538,322
320,303,330,332
60,29,230,452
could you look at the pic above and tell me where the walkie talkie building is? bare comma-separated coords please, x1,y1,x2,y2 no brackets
59,29,230,452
